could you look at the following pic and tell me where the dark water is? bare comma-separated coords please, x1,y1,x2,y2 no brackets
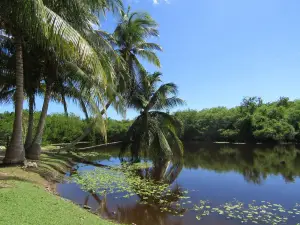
57,143,300,225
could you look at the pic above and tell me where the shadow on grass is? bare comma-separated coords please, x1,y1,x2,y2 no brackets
0,175,33,183
0,152,74,188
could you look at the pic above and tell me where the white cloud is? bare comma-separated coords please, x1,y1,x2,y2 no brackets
153,0,170,4
126,0,170,5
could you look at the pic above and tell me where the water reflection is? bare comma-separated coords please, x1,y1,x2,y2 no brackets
57,143,300,225
183,143,300,184
80,158,185,225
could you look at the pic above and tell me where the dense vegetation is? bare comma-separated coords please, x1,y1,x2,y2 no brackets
2,97,300,146
0,112,131,146
175,97,300,143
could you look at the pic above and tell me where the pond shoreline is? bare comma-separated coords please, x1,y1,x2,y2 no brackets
0,151,121,225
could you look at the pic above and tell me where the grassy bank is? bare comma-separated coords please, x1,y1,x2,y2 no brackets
0,152,118,225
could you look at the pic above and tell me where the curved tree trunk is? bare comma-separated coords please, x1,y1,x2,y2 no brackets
4,36,25,164
24,94,35,150
60,102,111,152
80,98,89,121
26,82,52,160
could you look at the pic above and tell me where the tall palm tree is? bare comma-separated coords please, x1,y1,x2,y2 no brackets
0,39,42,150
0,0,121,164
113,7,162,93
120,72,185,160
62,8,163,150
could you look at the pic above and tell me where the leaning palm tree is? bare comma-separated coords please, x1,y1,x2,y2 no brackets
120,72,185,160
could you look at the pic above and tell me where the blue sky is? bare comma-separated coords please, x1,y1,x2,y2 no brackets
2,0,300,119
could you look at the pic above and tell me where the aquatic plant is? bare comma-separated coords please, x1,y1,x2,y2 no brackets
72,162,191,214
194,199,300,224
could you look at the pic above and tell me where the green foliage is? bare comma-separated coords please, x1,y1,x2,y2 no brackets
43,113,86,144
0,111,132,145
0,112,14,138
175,97,300,143
102,118,132,142
121,72,184,160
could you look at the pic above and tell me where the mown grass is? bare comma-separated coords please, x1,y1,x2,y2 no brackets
0,181,117,225
0,153,119,225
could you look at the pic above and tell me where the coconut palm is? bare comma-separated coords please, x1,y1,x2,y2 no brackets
120,72,185,160
0,0,122,163
0,37,43,150
0,36,98,158
61,8,162,150
113,7,162,93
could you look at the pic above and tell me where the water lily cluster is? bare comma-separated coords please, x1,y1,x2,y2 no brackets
194,200,300,224
72,162,190,214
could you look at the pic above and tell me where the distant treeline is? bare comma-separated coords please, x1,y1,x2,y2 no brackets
1,97,300,145
0,112,131,146
175,97,300,143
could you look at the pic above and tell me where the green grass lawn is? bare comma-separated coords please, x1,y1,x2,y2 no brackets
0,153,120,225
0,181,117,225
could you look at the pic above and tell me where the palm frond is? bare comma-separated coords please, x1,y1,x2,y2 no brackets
135,49,160,68
1,0,114,89
152,97,186,111
135,42,162,51
0,88,15,104
146,83,181,111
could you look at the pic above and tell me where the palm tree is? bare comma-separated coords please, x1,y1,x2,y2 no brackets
0,0,122,163
120,72,185,160
26,58,112,159
0,39,42,150
113,7,162,92
62,8,163,150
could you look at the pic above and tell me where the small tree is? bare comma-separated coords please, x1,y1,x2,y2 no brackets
120,72,185,160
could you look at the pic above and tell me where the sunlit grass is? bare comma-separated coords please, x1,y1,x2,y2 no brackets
0,153,120,225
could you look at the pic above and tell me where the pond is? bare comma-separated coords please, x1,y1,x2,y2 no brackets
57,143,300,225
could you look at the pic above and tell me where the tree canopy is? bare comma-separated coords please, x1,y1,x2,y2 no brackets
175,97,300,143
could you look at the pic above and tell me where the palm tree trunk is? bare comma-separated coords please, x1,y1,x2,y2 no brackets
24,94,35,150
61,93,68,117
26,82,52,160
3,35,25,164
61,102,111,151
80,98,89,121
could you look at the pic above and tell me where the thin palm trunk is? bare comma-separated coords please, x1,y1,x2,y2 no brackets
26,82,52,159
61,102,111,151
61,93,68,117
80,98,89,121
24,94,35,149
4,35,25,164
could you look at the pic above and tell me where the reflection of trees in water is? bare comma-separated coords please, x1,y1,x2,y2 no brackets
242,168,265,185
83,158,184,225
183,143,300,184
130,158,185,205
115,203,183,225
83,192,113,217
117,159,184,225
143,158,183,184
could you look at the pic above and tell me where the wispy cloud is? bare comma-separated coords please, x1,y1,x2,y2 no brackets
153,0,170,4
